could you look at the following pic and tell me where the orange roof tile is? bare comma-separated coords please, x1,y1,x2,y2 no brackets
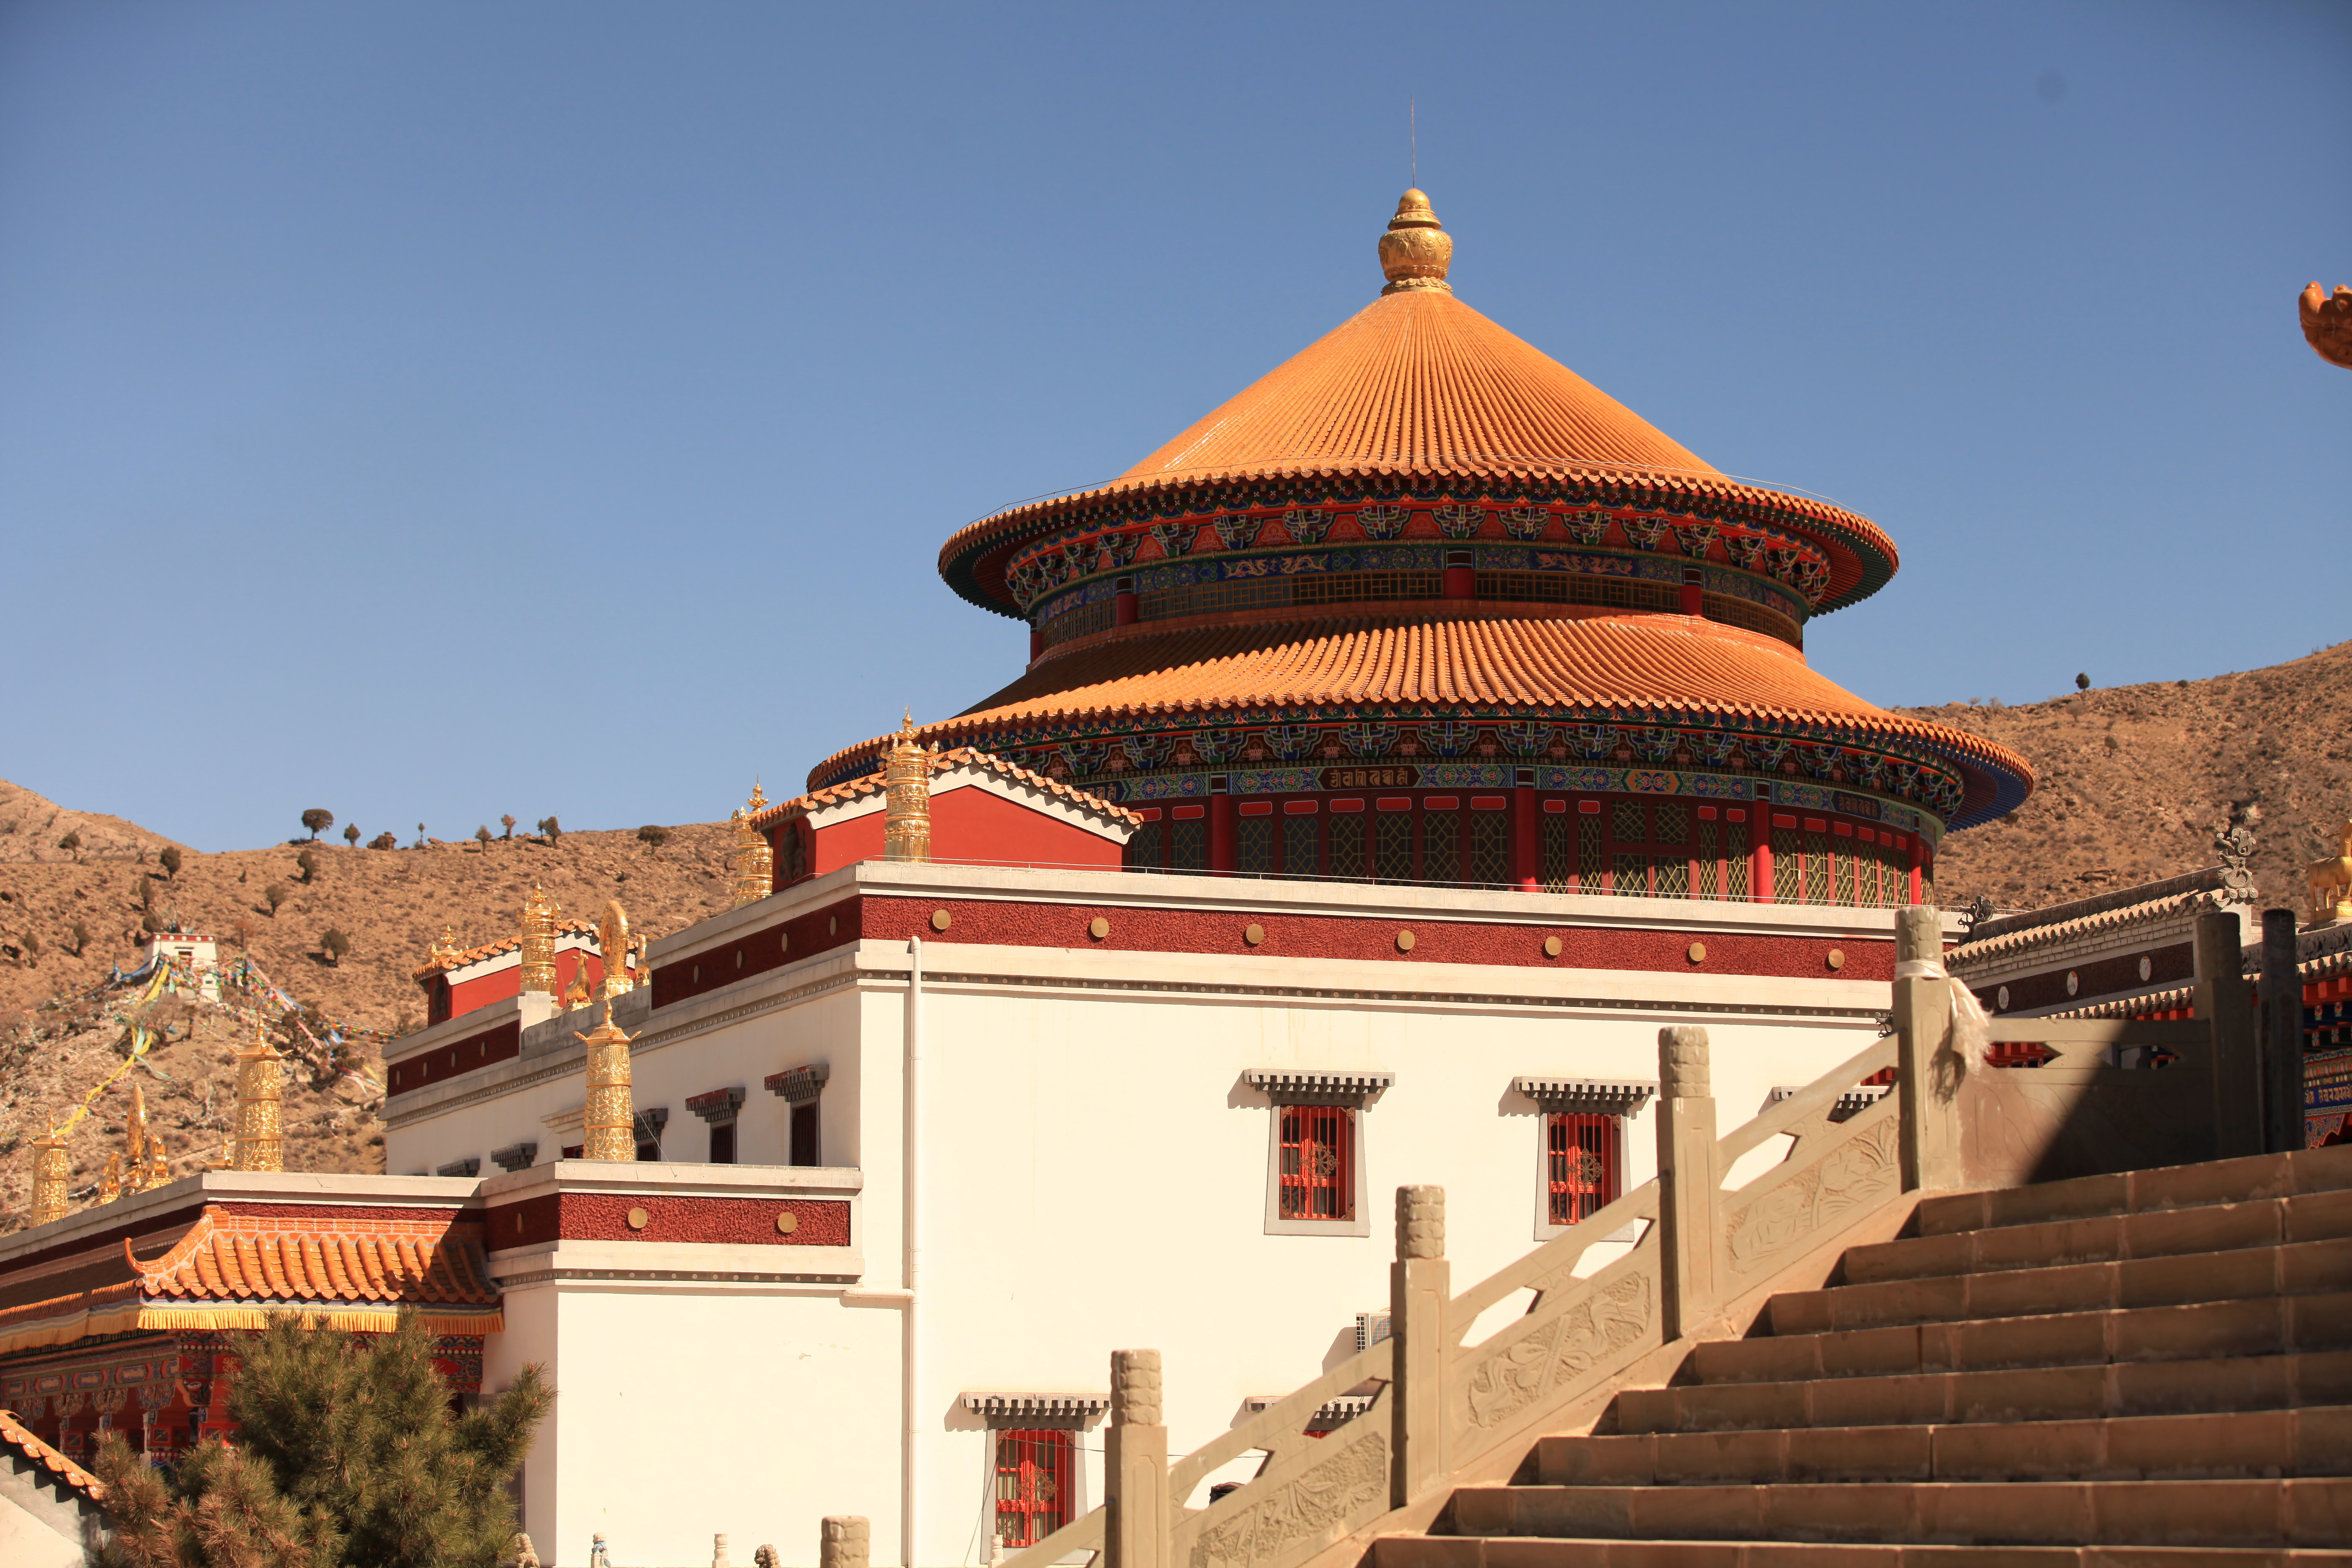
1117,289,1718,489
132,1212,500,1309
810,614,2032,822
752,745,1141,831
0,1407,103,1501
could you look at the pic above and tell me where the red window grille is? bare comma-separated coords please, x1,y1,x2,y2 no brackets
1279,1104,1356,1221
994,1429,1074,1549
1547,1112,1621,1225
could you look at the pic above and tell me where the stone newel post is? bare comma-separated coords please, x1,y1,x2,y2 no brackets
1104,1349,1168,1568
1656,1025,1717,1341
819,1516,868,1568
1892,906,1962,1191
1389,1184,1448,1506
2194,909,2261,1159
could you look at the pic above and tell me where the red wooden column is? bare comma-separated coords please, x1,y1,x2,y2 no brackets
1679,565,1705,617
1444,549,1475,599
1208,784,1235,875
1114,576,1139,626
1029,628,1045,663
1512,770,1539,890
1753,823,1773,903
1908,835,1924,905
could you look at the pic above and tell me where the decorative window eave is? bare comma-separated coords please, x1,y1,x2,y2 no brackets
1245,1070,1393,1108
1245,1392,1376,1432
686,1086,748,1126
766,1063,831,1106
490,1142,537,1173
1513,1076,1657,1115
960,1391,1109,1429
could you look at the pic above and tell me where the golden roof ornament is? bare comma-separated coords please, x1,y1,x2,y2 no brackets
518,885,558,998
882,711,933,863
596,898,633,1000
230,1021,285,1172
30,1128,69,1227
427,925,461,970
577,1013,640,1162
2308,819,2352,925
731,782,774,908
1379,188,1452,296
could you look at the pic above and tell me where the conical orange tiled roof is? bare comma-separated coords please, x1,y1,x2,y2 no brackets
1117,287,1716,489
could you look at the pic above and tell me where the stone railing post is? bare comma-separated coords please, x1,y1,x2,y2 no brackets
1389,1184,1448,1507
1104,1350,1168,1568
819,1516,868,1568
2260,909,2304,1154
2195,910,2261,1159
1656,1026,1717,1341
1893,905,1963,1191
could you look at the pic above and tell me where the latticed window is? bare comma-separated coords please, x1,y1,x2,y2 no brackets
1278,1104,1355,1220
1470,812,1509,885
1172,818,1206,871
1613,853,1648,895
1283,815,1320,878
1547,1112,1621,1225
1375,812,1413,883
994,1429,1074,1549
1772,828,1800,900
1124,822,1162,869
1727,824,1751,899
781,826,807,885
1655,804,1689,845
1330,815,1366,879
1612,800,1646,843
1238,815,1272,875
1839,844,1858,906
1542,815,1573,892
1578,818,1604,885
1424,810,1461,884
1653,845,1689,898
1805,832,1830,904
1696,821,1719,897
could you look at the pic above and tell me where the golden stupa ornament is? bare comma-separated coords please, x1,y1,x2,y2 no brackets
731,782,774,908
230,1023,286,1172
1379,188,1452,296
427,925,460,970
29,1128,70,1227
518,885,559,999
577,1011,640,1162
98,1083,169,1205
882,712,933,863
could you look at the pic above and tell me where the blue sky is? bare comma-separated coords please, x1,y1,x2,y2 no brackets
3,2,2346,851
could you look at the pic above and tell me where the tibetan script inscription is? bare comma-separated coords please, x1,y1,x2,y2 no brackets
1321,766,1419,791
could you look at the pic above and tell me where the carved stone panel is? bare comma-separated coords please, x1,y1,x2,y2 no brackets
1457,1268,1655,1435
1183,1425,1388,1568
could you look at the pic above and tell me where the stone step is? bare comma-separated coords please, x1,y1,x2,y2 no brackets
1441,1478,2352,1550
1538,1407,2352,1487
1913,1147,2352,1241
1371,1535,2351,1566
1613,1349,2352,1435
1764,1253,2352,1341
1841,1197,2352,1289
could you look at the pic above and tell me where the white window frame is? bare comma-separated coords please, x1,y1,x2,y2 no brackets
1248,1071,1391,1238
1514,1076,1654,1242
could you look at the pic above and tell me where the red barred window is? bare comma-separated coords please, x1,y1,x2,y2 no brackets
1279,1104,1356,1221
995,1429,1073,1549
1547,1112,1621,1226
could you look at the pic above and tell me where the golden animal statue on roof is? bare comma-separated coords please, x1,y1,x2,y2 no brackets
2303,282,2352,370
2308,819,2352,925
596,897,632,1001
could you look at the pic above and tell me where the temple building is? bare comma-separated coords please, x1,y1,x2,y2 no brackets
1,191,2032,1568
807,188,2029,904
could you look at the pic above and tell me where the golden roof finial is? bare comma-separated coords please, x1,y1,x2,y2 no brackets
427,924,460,969
576,1015,641,1162
29,1128,70,1227
596,899,633,999
884,711,933,863
731,777,775,908
230,1018,285,1173
518,885,558,997
1380,188,1453,296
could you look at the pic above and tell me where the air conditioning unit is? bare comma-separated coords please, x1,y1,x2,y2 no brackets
1354,1311,1392,1352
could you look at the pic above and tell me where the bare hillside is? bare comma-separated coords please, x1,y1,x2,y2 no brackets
0,778,186,864
1907,640,2352,914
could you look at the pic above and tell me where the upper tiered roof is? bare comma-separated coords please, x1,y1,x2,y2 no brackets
941,189,1898,617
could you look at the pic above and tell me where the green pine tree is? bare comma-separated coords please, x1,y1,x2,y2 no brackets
97,1313,549,1568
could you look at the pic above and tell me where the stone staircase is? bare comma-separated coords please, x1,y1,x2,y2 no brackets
1372,1147,2352,1564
